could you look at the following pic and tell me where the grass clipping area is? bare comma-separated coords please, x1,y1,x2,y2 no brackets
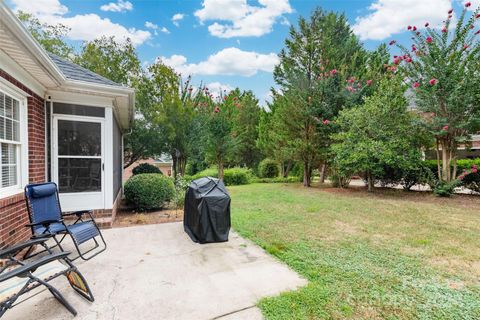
229,183,480,320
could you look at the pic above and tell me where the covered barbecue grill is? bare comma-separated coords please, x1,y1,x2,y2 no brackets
184,177,231,243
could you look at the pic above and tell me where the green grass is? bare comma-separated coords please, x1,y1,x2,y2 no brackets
229,183,480,320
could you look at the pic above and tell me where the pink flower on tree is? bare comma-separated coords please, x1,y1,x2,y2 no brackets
407,25,412,30
366,80,373,86
442,27,447,33
426,37,433,43
413,26,417,31
464,44,469,49
330,69,338,75
465,2,472,7
323,119,330,125
429,78,438,85
214,106,220,113
413,82,420,89
442,125,449,131
476,13,480,18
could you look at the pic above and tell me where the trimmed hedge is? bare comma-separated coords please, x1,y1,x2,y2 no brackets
424,158,480,177
191,167,253,186
253,176,301,184
258,159,280,178
132,163,161,175
124,174,175,211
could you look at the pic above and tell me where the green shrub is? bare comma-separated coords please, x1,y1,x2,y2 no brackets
423,158,480,179
433,180,460,197
258,159,280,178
191,167,253,186
191,167,219,180
124,174,175,211
132,163,161,175
172,175,193,208
253,176,301,183
223,167,253,186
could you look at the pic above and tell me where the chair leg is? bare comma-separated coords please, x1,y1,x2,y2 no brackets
36,278,77,316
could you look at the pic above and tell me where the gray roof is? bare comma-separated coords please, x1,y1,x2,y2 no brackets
48,53,122,87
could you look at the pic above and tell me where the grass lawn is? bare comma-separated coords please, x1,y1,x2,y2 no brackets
228,183,480,319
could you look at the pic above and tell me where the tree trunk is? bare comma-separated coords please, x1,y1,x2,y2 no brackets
319,162,327,183
303,162,311,187
218,161,224,179
367,171,374,192
284,160,292,178
172,153,178,178
441,142,449,181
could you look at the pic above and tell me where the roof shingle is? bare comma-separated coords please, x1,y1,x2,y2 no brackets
48,53,123,87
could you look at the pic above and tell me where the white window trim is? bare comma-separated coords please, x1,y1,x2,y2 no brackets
0,78,29,199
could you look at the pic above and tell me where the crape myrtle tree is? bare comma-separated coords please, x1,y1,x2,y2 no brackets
394,2,480,182
272,8,369,186
195,88,242,179
147,62,197,177
333,76,429,192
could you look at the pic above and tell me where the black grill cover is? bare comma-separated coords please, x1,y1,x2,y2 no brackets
184,177,231,243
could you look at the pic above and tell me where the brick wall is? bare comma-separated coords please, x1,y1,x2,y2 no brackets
0,69,45,248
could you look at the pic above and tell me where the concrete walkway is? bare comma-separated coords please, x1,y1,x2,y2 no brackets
5,223,306,320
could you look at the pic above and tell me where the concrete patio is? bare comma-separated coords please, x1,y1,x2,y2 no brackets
4,223,306,320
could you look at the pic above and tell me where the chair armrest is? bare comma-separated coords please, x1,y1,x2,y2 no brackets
0,238,48,259
25,219,63,228
62,210,92,217
0,252,70,282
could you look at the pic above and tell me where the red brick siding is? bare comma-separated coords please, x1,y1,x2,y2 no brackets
0,68,46,248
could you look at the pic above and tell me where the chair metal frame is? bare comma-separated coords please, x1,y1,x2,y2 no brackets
24,182,107,261
0,238,94,317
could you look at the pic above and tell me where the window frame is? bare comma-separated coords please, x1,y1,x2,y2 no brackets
0,78,29,198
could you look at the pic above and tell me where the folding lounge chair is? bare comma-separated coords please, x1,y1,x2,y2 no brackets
0,238,94,317
24,182,107,261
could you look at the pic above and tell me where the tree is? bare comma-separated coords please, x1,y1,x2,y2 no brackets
230,90,262,169
201,89,240,178
17,11,74,59
272,8,366,186
75,36,141,86
146,62,196,177
395,4,480,182
333,77,428,192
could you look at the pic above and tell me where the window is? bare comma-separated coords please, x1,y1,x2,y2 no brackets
0,89,23,192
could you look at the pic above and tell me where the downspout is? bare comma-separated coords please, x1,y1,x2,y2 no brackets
121,128,133,194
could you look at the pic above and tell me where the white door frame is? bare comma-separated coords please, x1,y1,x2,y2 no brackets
52,114,105,211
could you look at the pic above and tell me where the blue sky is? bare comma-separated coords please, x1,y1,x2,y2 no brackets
7,0,478,104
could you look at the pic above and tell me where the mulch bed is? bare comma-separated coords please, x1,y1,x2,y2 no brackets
113,200,183,228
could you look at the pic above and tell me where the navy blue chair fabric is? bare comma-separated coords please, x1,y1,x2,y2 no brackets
24,182,107,260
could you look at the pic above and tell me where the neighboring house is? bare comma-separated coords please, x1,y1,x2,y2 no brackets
123,155,174,181
0,3,134,248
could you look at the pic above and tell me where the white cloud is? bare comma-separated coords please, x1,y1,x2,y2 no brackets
145,22,170,35
194,0,292,38
353,0,452,40
100,0,133,13
205,82,234,97
12,0,68,16
11,0,150,45
145,21,158,29
159,47,279,77
172,13,185,27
